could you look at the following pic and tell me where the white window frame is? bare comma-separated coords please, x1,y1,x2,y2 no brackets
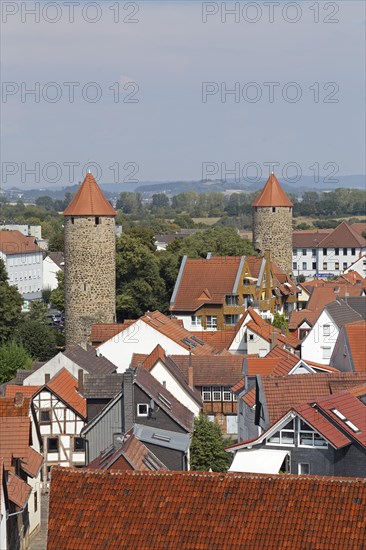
137,403,149,417
191,315,202,327
266,419,295,447
222,386,232,402
322,346,332,360
298,463,310,475
298,418,328,448
212,386,221,401
206,316,217,329
202,386,211,401
323,325,330,337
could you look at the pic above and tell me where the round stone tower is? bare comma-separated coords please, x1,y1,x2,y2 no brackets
252,172,293,274
63,172,116,347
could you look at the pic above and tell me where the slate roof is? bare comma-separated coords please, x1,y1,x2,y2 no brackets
47,468,366,550
259,372,366,425
252,173,293,207
87,433,168,471
0,230,43,255
43,251,64,268
63,345,117,375
326,300,363,328
340,296,366,319
83,374,124,399
63,172,116,216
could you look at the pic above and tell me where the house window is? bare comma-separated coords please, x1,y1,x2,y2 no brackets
298,463,310,475
323,248,327,255
312,262,316,270
40,410,51,424
224,314,239,325
47,466,52,481
222,387,232,402
293,262,297,270
351,248,356,255
34,491,38,512
311,249,316,257
267,419,295,446
343,247,347,255
249,334,254,341
302,249,307,256
212,386,221,401
335,262,339,270
191,316,202,327
302,262,307,270
323,262,327,270
298,419,327,447
299,328,309,340
335,248,339,255
322,346,332,360
293,248,297,255
47,437,59,453
323,325,330,337
226,295,238,306
74,437,85,452
202,387,211,401
137,403,149,417
206,316,217,329
343,262,347,270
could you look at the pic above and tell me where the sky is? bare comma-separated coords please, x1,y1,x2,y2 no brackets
1,0,365,188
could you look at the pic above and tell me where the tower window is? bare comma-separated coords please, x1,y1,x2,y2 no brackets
71,217,74,224
83,283,87,291
272,207,276,212
95,217,100,225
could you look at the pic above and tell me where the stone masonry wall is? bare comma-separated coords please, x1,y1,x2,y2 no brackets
253,206,292,274
64,216,116,346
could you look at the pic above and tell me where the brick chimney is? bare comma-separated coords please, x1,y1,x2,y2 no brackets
14,392,24,407
123,368,135,433
45,373,50,384
188,353,194,388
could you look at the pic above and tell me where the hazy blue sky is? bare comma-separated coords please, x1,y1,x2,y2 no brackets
1,0,365,188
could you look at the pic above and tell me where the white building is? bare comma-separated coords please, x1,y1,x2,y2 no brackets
344,254,366,279
292,222,366,279
43,252,64,290
0,230,43,301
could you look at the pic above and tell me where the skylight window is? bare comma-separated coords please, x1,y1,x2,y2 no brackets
152,433,171,442
331,408,346,421
345,420,360,433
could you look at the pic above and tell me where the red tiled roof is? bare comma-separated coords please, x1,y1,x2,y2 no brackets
306,284,363,311
47,368,86,418
288,309,320,330
21,447,43,478
0,397,32,470
7,472,32,508
63,172,116,216
5,386,39,399
351,223,366,237
189,329,237,351
90,322,135,345
252,173,293,207
256,346,299,375
246,321,300,350
320,222,366,248
0,230,42,255
340,271,365,285
140,311,219,356
294,402,351,449
242,387,256,407
47,468,366,550
170,355,244,386
345,321,366,372
170,256,244,311
261,372,366,425
347,384,366,398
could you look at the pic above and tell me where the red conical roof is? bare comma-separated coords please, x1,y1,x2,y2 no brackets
63,173,116,216
252,173,293,207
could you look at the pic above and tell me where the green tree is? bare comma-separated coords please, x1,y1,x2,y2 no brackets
50,271,65,312
0,340,33,384
27,300,48,322
151,193,170,209
190,413,232,472
15,321,57,361
116,192,142,215
272,312,289,333
0,259,23,344
42,286,52,305
36,196,55,211
168,227,256,258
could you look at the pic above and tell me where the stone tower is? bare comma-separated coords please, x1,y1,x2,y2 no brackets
63,172,116,346
252,173,293,274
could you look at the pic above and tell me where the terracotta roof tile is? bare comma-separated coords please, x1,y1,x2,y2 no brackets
0,230,43,255
7,472,32,508
47,368,86,418
340,271,365,285
21,447,43,478
47,468,366,549
306,286,364,311
90,322,135,346
293,402,351,449
252,173,293,207
320,222,366,248
170,256,244,311
345,321,366,372
289,309,320,330
63,172,116,216
188,329,237,351
170,354,244,386
261,372,366,425
5,385,39,398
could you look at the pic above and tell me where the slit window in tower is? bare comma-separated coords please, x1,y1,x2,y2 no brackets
71,217,74,224
95,217,100,225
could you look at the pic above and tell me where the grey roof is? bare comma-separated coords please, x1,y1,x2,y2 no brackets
135,366,194,433
339,297,366,320
326,300,363,328
43,251,64,268
63,345,117,375
83,374,124,399
0,362,45,395
134,424,191,453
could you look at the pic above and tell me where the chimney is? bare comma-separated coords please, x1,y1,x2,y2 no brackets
14,392,24,407
45,373,50,384
271,330,278,350
123,368,135,433
78,369,84,394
